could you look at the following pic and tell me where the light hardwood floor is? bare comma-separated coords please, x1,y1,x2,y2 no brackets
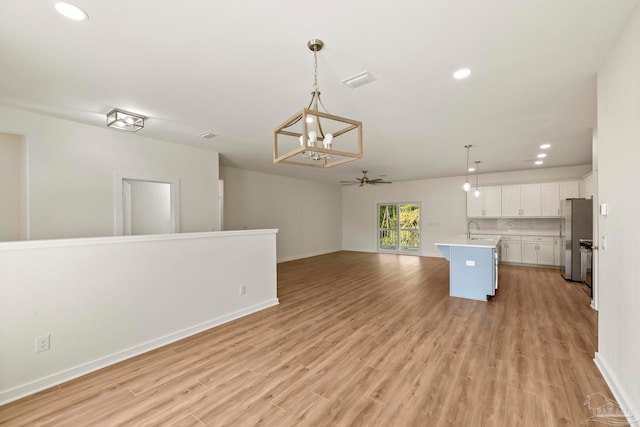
0,251,616,426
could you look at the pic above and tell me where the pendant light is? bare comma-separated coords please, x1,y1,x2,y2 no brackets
273,39,363,168
473,161,481,198
463,145,472,191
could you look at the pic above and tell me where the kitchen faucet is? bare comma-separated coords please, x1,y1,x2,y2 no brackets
467,220,480,239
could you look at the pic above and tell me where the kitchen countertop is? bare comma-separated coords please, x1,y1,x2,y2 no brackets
434,235,501,249
469,229,560,237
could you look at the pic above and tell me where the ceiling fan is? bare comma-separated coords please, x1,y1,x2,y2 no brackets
340,170,392,187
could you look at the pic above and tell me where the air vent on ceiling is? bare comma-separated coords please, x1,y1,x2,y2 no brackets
197,131,217,139
342,71,376,89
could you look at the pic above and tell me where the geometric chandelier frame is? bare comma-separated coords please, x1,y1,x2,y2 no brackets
273,39,363,168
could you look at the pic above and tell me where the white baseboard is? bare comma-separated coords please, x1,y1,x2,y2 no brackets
0,298,279,406
594,352,639,425
277,248,341,263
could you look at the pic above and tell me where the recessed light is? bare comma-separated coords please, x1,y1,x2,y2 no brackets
535,160,544,165
453,68,471,80
537,153,547,158
55,2,89,21
468,167,475,172
540,143,551,149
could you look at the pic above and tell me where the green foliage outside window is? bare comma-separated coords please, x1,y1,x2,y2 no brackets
379,203,420,249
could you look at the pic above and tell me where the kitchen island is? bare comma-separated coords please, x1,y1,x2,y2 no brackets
435,235,500,301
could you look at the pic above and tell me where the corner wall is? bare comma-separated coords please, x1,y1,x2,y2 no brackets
220,167,342,262
596,2,640,419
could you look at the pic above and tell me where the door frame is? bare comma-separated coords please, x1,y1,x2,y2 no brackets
376,202,421,255
113,172,180,236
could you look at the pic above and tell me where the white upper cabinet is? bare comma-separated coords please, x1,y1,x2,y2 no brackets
467,186,502,217
520,184,541,216
561,181,580,200
483,186,502,216
501,185,521,217
580,175,594,199
470,180,583,218
541,182,561,216
502,184,541,216
467,189,483,217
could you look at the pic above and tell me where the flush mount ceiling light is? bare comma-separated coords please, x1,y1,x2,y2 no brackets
473,161,481,198
463,145,472,192
106,109,144,132
54,2,88,21
453,68,471,80
274,39,363,168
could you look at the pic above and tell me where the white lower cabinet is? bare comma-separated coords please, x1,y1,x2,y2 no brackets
553,237,562,266
499,236,522,263
521,236,554,265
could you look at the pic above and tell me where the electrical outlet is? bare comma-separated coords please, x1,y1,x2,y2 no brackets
239,285,246,295
36,335,50,353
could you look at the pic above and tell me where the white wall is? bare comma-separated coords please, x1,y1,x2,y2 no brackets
0,230,278,404
220,166,342,262
0,133,21,241
342,165,591,257
0,105,220,240
596,2,640,420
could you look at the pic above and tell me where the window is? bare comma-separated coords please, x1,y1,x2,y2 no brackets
378,202,420,253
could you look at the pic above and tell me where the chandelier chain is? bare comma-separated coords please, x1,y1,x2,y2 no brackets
313,50,319,91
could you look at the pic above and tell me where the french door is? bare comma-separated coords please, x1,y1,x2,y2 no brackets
377,202,421,253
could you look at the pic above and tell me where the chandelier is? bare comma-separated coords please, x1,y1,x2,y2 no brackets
273,39,363,168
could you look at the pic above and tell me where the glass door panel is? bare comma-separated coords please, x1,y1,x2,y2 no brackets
378,202,420,253
378,204,398,250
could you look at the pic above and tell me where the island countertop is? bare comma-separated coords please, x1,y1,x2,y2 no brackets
434,234,501,249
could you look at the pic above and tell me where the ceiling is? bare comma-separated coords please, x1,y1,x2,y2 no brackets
0,0,637,185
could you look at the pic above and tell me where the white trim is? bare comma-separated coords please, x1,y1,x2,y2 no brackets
0,298,279,406
277,248,341,263
0,229,279,251
113,172,181,236
594,352,639,425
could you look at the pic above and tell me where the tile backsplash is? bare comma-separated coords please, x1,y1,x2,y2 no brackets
471,218,562,233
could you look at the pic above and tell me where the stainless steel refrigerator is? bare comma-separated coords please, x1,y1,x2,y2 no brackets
561,198,593,281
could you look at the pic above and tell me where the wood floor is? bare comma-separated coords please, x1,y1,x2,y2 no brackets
0,251,616,426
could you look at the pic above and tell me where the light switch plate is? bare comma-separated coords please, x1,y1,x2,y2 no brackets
466,260,475,267
600,203,608,216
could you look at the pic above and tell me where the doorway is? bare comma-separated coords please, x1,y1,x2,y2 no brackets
377,202,421,254
114,173,180,236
